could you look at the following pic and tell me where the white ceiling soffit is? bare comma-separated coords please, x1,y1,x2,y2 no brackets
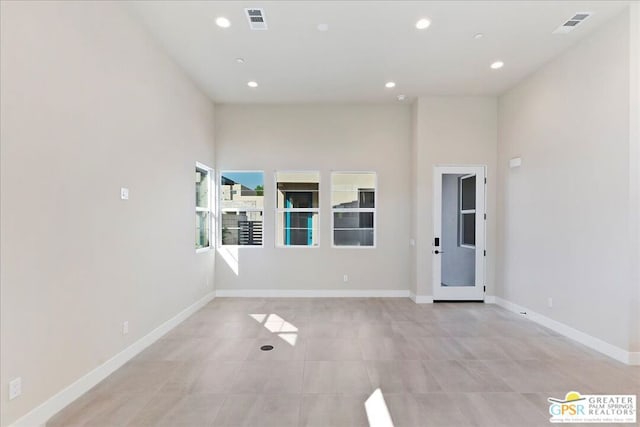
126,1,629,104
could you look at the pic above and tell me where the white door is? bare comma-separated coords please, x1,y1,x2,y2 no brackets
433,166,486,301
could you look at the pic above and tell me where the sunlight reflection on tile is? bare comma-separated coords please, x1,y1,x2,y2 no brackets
365,388,395,427
278,333,298,346
249,313,298,346
250,314,267,323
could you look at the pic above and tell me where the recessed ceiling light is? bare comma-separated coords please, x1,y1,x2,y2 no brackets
385,81,396,88
317,23,329,32
415,18,431,30
235,57,245,64
490,61,504,70
215,17,231,28
397,94,407,101
247,81,258,88
474,33,484,39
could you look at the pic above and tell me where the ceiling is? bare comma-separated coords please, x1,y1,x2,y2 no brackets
126,1,629,104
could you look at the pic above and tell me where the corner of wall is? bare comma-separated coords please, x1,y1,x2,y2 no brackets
628,2,640,352
409,100,419,296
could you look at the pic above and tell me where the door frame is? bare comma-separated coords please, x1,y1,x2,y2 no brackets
432,165,486,301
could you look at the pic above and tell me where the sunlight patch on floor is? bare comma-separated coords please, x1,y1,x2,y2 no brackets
249,313,298,346
365,388,395,427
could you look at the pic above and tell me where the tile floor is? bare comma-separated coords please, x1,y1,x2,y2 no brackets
47,298,640,427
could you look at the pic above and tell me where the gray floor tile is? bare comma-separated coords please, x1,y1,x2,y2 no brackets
305,338,363,361
300,394,369,427
46,298,640,427
425,360,512,392
303,361,373,394
126,393,225,426
384,392,473,427
230,361,304,394
367,360,442,393
213,394,301,427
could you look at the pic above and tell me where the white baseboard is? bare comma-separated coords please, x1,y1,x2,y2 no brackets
489,296,639,366
484,295,496,304
409,292,434,304
10,292,215,427
214,289,410,298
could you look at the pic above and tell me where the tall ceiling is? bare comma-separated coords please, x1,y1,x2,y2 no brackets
126,1,629,103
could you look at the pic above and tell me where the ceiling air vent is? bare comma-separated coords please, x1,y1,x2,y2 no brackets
553,12,592,34
245,8,267,30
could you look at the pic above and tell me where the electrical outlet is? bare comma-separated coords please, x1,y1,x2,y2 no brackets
547,297,553,308
9,377,21,400
122,321,129,335
343,274,348,282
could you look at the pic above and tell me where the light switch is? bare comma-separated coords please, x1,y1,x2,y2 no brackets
120,187,129,200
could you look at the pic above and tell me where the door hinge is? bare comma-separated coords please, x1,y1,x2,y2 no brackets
483,250,486,256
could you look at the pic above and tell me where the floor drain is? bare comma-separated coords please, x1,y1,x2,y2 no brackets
260,345,274,351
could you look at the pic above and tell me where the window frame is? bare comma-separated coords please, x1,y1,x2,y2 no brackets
195,162,213,253
274,171,321,249
219,170,265,248
458,173,476,249
330,171,377,249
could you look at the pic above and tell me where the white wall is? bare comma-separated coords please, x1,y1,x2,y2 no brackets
0,2,215,426
628,3,640,354
409,104,419,296
413,97,498,298
214,104,411,293
496,10,635,352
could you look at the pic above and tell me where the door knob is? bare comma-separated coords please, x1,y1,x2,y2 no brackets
434,250,444,254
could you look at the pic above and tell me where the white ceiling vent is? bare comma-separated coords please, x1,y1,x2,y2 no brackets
245,8,267,30
553,12,592,34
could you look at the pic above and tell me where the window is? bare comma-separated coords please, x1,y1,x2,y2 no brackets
331,172,376,247
459,174,476,247
276,172,319,247
220,171,264,246
195,162,212,252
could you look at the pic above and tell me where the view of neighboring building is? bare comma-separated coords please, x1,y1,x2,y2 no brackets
332,172,376,246
275,172,320,247
220,173,264,245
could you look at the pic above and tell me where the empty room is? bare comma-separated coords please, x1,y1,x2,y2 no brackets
1,1,639,426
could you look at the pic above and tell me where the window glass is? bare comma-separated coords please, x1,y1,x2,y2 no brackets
195,164,212,251
331,172,376,247
276,172,320,247
459,175,476,247
331,173,376,209
461,175,476,210
221,171,264,246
